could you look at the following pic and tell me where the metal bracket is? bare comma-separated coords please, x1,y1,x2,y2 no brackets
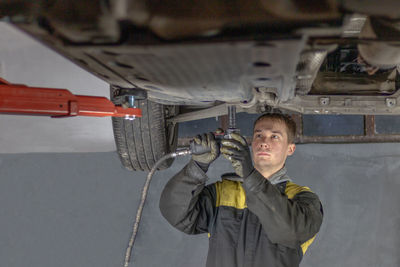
167,103,246,124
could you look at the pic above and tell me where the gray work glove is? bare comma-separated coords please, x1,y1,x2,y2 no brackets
191,132,220,169
220,133,254,178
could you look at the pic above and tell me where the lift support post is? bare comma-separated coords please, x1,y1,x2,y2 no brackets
0,78,141,118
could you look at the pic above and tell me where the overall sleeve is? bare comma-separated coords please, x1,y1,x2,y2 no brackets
242,169,323,248
159,160,216,235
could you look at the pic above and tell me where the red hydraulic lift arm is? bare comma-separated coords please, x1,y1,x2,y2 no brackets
0,78,141,118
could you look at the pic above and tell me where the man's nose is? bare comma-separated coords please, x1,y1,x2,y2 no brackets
258,137,271,148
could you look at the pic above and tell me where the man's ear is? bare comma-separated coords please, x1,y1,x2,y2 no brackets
287,143,296,156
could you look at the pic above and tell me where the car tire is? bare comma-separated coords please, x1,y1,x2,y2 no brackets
111,89,179,171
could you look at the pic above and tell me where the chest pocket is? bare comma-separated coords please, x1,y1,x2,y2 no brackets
215,179,247,209
211,179,246,247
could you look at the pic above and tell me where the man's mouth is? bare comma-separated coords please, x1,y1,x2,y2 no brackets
256,152,271,157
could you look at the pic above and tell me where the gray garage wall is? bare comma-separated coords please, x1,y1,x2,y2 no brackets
1,143,400,267
0,22,114,153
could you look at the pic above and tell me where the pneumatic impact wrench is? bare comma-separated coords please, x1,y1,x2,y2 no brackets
189,105,240,155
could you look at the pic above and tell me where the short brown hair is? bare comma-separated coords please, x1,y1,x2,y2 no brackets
253,113,297,144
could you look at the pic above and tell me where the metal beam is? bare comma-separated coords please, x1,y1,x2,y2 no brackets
177,114,400,146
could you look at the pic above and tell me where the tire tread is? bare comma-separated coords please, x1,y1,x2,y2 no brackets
111,94,177,171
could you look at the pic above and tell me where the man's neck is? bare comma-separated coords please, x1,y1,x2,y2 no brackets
255,164,284,180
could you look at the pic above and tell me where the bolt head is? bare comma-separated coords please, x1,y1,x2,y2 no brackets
124,115,136,121
319,97,330,106
386,98,397,107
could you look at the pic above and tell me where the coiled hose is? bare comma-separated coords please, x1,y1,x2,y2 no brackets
123,149,192,267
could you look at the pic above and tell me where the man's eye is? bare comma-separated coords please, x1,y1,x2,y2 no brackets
272,135,279,139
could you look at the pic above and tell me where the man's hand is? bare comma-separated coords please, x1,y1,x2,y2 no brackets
192,133,220,167
221,133,254,178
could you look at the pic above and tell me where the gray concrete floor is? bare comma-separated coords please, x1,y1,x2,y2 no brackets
1,143,400,267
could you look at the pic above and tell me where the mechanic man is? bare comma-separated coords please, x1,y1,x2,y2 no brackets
159,113,323,267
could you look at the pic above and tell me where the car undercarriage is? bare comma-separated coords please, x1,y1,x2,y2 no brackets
2,0,400,170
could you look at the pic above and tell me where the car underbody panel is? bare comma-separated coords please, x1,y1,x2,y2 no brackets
3,0,400,118
56,39,305,106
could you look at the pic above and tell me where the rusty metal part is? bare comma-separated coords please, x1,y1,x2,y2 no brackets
0,78,141,118
219,114,229,132
364,115,376,135
311,71,396,95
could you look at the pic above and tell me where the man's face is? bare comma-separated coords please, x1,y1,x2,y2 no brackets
251,118,296,172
